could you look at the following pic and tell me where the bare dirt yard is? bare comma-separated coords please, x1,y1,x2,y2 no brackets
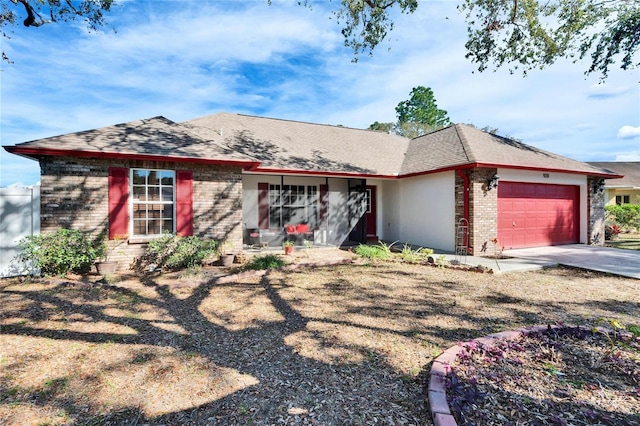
1,254,638,425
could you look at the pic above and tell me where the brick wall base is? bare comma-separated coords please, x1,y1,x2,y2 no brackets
588,177,605,246
39,156,243,271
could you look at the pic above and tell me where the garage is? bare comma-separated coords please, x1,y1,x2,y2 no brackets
498,182,580,249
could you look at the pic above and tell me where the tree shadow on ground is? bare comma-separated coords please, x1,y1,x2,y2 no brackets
0,263,638,425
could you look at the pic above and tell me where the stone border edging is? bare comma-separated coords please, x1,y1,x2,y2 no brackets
427,324,565,426
216,258,353,284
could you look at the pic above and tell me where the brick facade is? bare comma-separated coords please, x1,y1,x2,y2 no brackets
454,170,468,251
454,167,500,256
587,177,606,246
468,168,499,256
39,156,243,270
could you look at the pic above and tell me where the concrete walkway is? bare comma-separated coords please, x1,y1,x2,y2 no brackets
435,244,640,279
436,252,559,275
503,244,640,279
250,243,640,279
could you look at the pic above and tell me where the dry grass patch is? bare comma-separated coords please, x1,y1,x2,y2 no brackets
0,261,638,425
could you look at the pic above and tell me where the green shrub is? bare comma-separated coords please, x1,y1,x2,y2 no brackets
245,254,287,270
143,234,218,271
605,204,640,231
399,243,434,263
18,228,103,276
354,243,392,260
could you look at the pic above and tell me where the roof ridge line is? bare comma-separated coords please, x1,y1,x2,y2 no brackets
232,112,406,136
454,124,473,162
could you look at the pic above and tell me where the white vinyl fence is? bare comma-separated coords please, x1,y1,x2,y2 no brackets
0,184,40,277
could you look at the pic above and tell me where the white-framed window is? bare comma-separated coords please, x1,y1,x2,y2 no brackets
131,169,175,236
269,184,318,228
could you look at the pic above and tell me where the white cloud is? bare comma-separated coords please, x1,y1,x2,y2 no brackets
617,125,640,139
615,153,640,161
588,83,632,99
2,0,640,186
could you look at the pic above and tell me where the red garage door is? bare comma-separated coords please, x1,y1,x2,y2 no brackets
498,182,579,249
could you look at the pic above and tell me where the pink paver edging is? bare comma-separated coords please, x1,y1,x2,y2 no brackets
427,324,563,426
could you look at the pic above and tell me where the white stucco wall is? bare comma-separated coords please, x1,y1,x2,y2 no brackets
497,169,589,244
379,180,401,243
380,172,456,252
365,178,385,240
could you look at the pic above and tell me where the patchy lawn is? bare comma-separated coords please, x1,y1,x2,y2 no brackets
1,261,639,425
607,232,640,251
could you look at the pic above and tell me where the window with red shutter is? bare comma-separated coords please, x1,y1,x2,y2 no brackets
131,169,176,236
108,167,129,239
175,170,193,236
110,168,194,238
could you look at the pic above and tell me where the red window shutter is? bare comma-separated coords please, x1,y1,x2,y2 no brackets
258,183,269,229
176,170,193,236
108,167,129,239
320,184,328,227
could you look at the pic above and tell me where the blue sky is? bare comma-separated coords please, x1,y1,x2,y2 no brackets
1,0,639,187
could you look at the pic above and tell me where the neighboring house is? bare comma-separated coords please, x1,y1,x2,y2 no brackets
587,162,640,206
3,113,620,268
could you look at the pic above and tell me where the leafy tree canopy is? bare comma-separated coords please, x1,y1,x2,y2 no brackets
368,86,451,138
1,0,113,61
327,0,639,78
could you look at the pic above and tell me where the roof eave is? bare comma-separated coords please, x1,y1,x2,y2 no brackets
248,167,398,179
397,162,624,179
3,146,261,171
475,162,623,179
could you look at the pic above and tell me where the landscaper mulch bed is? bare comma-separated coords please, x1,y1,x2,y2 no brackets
447,326,640,425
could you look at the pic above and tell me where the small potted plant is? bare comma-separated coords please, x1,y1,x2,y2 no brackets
219,240,235,267
95,234,126,275
283,240,294,255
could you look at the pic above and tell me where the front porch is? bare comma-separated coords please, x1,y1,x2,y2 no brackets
242,174,377,249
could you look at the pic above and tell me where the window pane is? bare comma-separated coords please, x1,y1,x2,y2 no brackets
133,206,147,219
270,207,281,228
162,187,174,202
148,204,163,219
162,219,173,233
160,171,174,186
308,186,317,204
147,170,158,186
290,207,305,224
148,186,160,201
148,219,161,235
133,219,147,235
133,186,146,201
132,169,147,185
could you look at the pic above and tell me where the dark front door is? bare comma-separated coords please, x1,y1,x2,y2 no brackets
348,181,367,244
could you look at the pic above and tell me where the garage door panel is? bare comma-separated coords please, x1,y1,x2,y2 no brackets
498,182,579,249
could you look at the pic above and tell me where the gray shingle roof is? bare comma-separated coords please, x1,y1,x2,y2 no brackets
450,124,616,176
4,112,619,179
182,113,410,176
587,162,640,187
5,116,259,166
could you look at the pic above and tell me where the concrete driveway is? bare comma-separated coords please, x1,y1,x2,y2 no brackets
503,244,640,279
